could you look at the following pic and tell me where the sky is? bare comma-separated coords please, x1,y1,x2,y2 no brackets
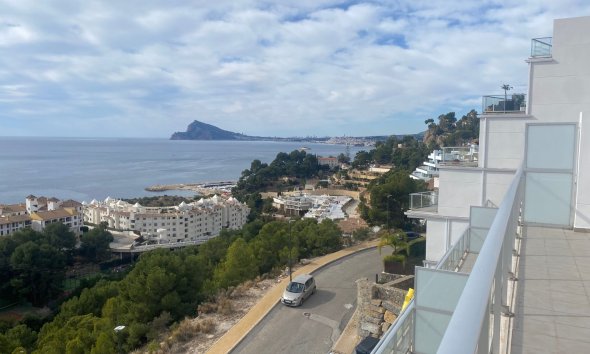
1,1,589,138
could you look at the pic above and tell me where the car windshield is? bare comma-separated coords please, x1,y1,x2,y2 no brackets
286,282,305,293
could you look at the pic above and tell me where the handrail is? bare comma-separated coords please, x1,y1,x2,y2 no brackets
371,299,415,354
437,166,523,354
437,227,469,271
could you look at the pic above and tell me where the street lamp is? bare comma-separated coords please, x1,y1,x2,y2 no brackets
288,219,295,282
114,325,126,354
386,195,393,231
501,84,513,111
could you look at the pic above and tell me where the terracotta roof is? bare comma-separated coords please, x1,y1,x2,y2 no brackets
0,214,32,225
61,200,82,207
0,204,27,214
31,209,75,221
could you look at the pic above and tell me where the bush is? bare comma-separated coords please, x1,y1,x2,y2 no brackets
383,254,406,264
408,239,426,257
169,318,216,344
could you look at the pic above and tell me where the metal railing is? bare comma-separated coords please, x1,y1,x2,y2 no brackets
437,166,523,354
482,94,526,113
437,228,470,272
373,166,523,354
409,191,438,211
439,146,478,166
531,37,552,58
372,299,415,354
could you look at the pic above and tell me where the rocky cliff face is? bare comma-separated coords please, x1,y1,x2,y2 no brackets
170,120,245,140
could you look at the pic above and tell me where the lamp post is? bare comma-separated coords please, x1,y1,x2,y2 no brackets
386,194,393,231
114,325,126,354
501,84,512,111
288,219,295,282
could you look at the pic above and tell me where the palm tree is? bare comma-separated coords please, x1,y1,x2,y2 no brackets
501,84,513,111
378,229,410,268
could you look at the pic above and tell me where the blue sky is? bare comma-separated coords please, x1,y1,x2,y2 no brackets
1,1,589,138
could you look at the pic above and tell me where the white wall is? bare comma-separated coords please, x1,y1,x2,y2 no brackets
425,218,469,264
530,17,590,230
437,169,482,217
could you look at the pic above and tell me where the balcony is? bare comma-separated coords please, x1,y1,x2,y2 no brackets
482,94,526,114
409,191,438,212
372,166,590,353
531,37,552,58
439,146,478,167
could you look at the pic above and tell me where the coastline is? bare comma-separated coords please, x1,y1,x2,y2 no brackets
145,181,236,195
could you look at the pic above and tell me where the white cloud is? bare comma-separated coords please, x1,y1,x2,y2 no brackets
1,1,590,137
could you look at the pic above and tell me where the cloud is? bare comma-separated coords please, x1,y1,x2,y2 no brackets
1,1,590,137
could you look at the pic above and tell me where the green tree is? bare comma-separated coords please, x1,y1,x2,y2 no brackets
80,225,114,261
214,238,258,289
43,222,77,250
365,170,425,228
91,332,116,354
352,151,371,169
0,324,37,354
10,242,65,306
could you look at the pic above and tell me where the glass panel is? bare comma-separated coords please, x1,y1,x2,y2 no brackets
526,124,575,170
469,228,488,253
470,207,498,228
415,268,468,312
415,310,451,354
524,172,572,225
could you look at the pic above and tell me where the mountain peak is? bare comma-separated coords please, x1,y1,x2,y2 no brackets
170,120,245,140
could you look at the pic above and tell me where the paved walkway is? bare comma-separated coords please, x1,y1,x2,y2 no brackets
206,240,379,354
511,226,590,353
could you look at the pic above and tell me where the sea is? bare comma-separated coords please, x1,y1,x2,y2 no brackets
0,137,364,204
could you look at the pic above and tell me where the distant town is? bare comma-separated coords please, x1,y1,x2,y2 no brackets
169,119,423,146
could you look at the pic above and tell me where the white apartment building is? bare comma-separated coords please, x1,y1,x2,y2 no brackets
407,16,590,265
0,196,83,236
83,195,249,243
373,16,590,354
409,146,478,182
318,156,340,169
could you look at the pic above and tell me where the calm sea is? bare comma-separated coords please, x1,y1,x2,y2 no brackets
0,137,363,204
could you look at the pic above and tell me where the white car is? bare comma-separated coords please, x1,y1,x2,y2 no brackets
281,274,316,307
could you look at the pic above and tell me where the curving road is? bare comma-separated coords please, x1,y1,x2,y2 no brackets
232,247,386,354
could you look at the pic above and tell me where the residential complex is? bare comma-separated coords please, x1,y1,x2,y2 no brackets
83,195,249,244
0,196,83,236
409,145,478,182
374,16,590,354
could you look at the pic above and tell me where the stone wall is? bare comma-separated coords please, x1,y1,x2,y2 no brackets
356,274,414,338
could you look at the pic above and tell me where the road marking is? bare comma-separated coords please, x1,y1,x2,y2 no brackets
344,303,353,310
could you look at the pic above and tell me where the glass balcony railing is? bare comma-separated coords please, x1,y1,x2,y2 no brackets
439,146,478,167
482,94,526,114
409,191,438,212
531,37,552,58
372,166,524,354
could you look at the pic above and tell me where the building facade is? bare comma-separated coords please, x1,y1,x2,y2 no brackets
407,16,590,265
83,195,249,244
0,196,83,237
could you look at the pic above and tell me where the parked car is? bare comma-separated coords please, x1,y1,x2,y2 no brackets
404,231,421,240
281,274,316,306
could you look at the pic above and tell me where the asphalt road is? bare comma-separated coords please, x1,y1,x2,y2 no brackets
232,247,387,354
